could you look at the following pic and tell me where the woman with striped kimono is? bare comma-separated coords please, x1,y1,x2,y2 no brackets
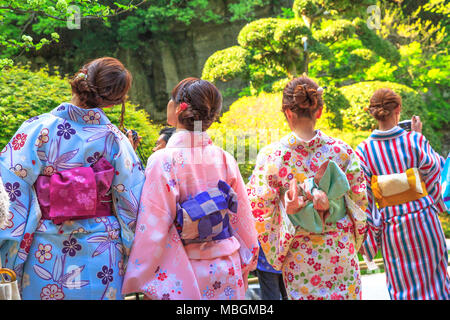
356,88,449,300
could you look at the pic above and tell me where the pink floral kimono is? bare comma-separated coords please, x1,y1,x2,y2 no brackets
122,130,259,300
247,130,368,300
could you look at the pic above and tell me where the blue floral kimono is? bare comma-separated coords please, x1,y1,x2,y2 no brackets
0,103,145,300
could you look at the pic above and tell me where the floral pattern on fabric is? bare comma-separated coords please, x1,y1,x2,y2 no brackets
247,130,367,300
122,130,259,300
0,103,145,300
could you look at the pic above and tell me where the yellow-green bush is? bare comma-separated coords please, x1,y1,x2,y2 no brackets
0,65,161,160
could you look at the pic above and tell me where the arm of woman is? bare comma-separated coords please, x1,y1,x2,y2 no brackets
0,117,45,281
343,148,368,253
416,133,447,213
246,147,296,271
121,154,201,299
110,133,146,263
225,153,259,289
355,145,381,260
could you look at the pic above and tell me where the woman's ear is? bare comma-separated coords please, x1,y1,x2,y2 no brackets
285,108,294,122
316,107,323,119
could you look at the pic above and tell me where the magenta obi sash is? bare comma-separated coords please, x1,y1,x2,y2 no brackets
35,157,115,224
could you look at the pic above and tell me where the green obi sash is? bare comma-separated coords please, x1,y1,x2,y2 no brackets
287,160,350,233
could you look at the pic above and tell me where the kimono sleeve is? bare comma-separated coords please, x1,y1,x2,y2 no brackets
355,144,381,261
122,154,201,299
416,133,447,213
442,155,450,213
343,147,368,253
0,117,46,279
110,134,146,259
246,146,295,271
224,152,259,284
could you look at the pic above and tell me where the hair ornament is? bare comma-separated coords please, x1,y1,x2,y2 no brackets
77,72,87,80
179,102,189,111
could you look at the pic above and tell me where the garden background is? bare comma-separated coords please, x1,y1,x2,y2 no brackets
0,0,449,239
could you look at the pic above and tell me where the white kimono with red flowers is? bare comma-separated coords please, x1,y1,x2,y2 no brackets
247,130,368,300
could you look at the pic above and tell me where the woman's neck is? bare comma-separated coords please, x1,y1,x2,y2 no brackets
378,118,398,131
70,96,92,110
292,120,316,141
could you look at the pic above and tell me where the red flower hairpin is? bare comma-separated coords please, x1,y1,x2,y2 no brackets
179,102,188,111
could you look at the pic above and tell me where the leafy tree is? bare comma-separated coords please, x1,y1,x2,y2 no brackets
0,0,148,69
201,0,404,94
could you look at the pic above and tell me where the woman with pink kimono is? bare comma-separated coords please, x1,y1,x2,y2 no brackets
122,78,259,300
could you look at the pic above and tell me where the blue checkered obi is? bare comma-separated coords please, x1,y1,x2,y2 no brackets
175,180,238,244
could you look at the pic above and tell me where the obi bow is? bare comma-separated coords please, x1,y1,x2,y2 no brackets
35,157,115,224
175,180,238,244
286,160,350,233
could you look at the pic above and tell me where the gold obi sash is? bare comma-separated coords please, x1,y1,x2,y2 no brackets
371,168,428,208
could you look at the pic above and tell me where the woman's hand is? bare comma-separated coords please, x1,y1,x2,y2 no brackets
411,115,422,133
127,130,142,151
284,178,307,215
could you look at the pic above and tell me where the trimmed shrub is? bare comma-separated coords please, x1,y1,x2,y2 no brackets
202,46,251,83
0,65,161,160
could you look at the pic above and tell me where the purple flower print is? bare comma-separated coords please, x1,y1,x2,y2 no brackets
97,266,114,285
5,182,21,202
163,162,172,173
57,122,76,140
62,237,82,257
87,151,102,164
161,293,171,300
224,286,234,297
26,116,39,123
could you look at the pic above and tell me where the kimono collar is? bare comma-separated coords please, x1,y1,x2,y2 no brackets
370,126,406,140
50,103,111,125
280,130,326,150
166,129,213,148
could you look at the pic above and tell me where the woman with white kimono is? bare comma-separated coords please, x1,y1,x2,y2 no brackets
0,57,145,300
246,76,368,300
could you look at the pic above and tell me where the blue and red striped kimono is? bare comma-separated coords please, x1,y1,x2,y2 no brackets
356,126,449,300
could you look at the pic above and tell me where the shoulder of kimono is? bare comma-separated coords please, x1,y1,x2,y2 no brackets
145,147,173,169
258,141,285,158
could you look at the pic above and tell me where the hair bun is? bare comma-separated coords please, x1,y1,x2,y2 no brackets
293,84,318,109
368,88,402,121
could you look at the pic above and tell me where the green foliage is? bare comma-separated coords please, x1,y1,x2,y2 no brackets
202,46,250,83
203,1,404,96
352,17,401,63
438,212,450,239
0,0,144,66
0,65,161,159
293,0,376,22
1,0,272,68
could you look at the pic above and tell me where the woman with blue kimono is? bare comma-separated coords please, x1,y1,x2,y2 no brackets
0,57,145,300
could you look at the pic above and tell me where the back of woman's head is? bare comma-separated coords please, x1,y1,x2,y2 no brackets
282,76,323,119
171,78,222,131
70,57,132,109
368,88,402,121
